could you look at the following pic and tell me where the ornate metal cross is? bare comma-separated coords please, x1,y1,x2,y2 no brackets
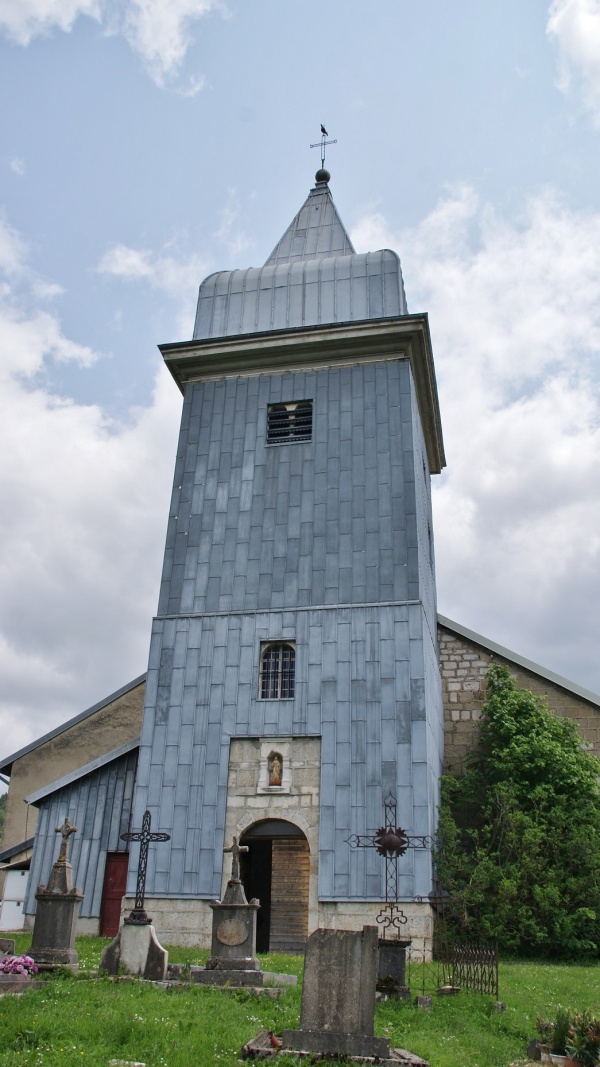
121,810,170,925
55,816,77,864
224,836,248,882
310,124,337,169
348,794,431,937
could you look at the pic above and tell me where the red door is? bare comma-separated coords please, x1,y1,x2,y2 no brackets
100,853,129,936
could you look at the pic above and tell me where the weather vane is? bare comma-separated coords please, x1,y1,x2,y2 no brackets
310,124,337,169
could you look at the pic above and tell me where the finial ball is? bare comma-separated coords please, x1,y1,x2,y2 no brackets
315,168,330,185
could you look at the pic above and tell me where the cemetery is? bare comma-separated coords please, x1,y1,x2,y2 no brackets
0,814,599,1066
0,930,599,1066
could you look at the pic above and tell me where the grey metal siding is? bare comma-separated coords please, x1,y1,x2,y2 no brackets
159,363,416,617
25,750,138,918
193,252,407,339
134,359,443,902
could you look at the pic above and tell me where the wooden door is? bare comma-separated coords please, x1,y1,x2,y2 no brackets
269,838,309,953
100,852,129,937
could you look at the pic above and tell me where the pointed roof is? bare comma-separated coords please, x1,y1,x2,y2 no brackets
264,178,355,266
191,171,408,340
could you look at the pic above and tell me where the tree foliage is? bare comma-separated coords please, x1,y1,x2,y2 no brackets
436,664,600,958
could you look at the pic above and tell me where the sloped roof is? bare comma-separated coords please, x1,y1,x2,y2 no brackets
264,178,356,265
0,673,146,775
438,614,600,709
192,173,408,341
25,737,140,806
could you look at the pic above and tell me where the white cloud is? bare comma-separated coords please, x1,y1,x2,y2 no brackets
118,0,218,90
0,0,221,89
0,0,100,44
0,218,181,757
9,157,25,176
547,0,600,122
97,240,210,337
352,188,600,694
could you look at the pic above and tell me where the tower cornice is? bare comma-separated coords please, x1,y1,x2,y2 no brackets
159,314,446,473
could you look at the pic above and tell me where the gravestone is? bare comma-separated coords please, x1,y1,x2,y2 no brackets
192,837,296,990
378,937,411,998
100,811,169,981
29,817,83,972
282,925,390,1059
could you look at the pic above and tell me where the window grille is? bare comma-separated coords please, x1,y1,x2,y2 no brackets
267,401,312,444
260,643,295,699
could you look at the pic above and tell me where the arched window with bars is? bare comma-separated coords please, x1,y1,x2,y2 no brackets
259,642,295,699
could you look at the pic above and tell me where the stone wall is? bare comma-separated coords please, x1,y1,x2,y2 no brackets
1,681,145,856
225,735,321,936
440,624,600,774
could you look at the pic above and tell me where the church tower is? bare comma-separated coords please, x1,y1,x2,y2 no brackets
130,166,446,954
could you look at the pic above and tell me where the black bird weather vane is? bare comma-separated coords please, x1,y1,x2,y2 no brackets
310,124,337,169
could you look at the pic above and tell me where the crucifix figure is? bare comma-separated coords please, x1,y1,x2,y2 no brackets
121,810,170,925
223,836,248,883
55,817,78,864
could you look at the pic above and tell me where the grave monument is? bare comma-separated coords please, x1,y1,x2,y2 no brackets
191,837,296,990
282,925,390,1058
29,816,83,972
100,811,170,980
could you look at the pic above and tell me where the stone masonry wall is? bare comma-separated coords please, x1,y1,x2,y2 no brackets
1,681,145,856
440,625,600,774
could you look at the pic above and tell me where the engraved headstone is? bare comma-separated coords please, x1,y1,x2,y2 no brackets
282,926,390,1059
29,817,83,972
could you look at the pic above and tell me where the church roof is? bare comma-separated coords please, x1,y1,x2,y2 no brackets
438,615,600,708
192,172,408,340
0,673,145,775
263,178,356,265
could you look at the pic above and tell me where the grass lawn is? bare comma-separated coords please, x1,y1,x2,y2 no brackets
0,935,599,1066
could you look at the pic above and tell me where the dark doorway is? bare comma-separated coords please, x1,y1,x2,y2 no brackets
240,820,309,954
100,852,129,937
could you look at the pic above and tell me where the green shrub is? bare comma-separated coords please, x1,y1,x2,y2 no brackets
436,665,600,958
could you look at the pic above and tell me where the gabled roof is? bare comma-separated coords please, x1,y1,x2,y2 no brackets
0,673,146,776
0,838,34,865
25,737,140,806
438,614,600,709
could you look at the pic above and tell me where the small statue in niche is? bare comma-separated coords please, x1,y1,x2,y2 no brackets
268,752,283,787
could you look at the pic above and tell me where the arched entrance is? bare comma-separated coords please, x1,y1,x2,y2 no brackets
240,819,309,954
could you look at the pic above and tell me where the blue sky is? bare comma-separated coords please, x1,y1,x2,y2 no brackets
1,0,600,765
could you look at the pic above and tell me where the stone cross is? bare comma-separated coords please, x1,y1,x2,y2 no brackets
121,810,170,925
223,836,248,882
55,817,77,864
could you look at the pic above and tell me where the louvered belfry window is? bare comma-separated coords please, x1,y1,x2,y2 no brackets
260,643,295,699
267,401,312,444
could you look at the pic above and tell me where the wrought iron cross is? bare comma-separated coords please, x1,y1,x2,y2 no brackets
224,836,248,882
348,793,431,937
55,817,77,864
310,124,337,169
121,810,170,925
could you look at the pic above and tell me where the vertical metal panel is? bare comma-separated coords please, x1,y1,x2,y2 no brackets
25,750,138,919
133,352,442,903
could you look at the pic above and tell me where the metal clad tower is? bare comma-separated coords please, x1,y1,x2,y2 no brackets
130,168,446,953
